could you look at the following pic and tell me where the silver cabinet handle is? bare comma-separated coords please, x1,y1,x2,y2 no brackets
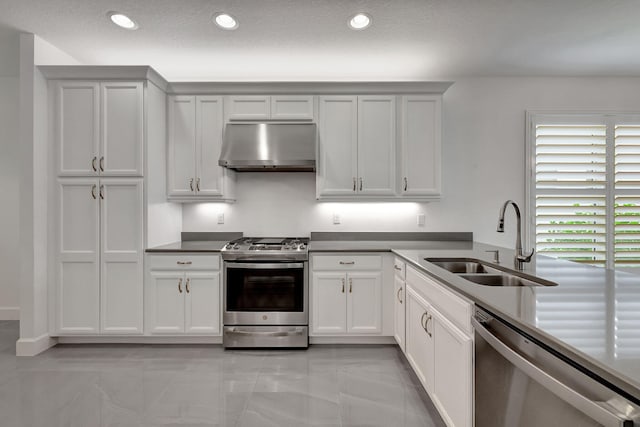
421,312,432,337
339,261,355,265
397,287,403,303
471,317,633,427
99,185,104,200
341,278,345,293
91,157,97,172
177,261,193,265
352,177,356,192
403,177,408,191
99,156,104,172
394,265,402,271
359,177,363,191
349,277,352,293
196,178,200,192
91,185,97,199
178,278,183,293
185,278,190,293
189,178,194,192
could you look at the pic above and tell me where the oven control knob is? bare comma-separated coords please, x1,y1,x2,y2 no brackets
262,315,268,320
299,244,306,250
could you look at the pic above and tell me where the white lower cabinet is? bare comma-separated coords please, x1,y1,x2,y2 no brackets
146,255,221,335
55,178,143,335
311,271,382,335
404,265,473,427
393,258,406,352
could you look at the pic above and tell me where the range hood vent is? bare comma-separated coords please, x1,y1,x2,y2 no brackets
219,123,317,171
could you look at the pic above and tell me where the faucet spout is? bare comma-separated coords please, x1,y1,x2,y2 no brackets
496,200,534,270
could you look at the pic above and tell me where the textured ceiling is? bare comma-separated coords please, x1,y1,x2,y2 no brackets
1,0,640,81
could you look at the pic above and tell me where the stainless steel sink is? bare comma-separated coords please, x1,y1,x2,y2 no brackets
424,257,558,287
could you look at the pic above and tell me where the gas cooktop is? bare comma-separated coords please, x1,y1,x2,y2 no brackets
221,237,309,261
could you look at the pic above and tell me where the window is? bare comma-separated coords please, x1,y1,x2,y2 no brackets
527,113,640,270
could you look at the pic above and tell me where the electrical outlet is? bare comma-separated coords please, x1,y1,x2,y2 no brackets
217,213,224,224
333,214,341,224
417,213,425,226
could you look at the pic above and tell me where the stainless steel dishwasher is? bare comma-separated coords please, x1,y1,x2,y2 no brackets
473,306,640,427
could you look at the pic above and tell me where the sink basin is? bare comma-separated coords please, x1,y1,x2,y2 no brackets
424,257,558,287
424,258,502,274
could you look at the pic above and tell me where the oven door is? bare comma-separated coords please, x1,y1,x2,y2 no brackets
223,261,308,325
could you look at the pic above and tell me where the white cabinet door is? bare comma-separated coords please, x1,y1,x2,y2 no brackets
433,313,473,427
167,95,196,197
56,179,100,334
347,272,382,334
311,272,347,334
400,96,441,197
148,272,185,334
357,96,396,196
100,82,144,176
318,96,358,196
405,287,434,394
195,96,225,197
271,95,314,120
185,272,221,334
55,82,100,177
228,96,270,120
394,275,406,351
100,179,143,334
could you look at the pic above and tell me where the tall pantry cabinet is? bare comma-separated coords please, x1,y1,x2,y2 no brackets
51,79,145,335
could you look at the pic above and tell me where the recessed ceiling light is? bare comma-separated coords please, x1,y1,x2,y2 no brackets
349,13,371,30
214,13,239,30
108,12,138,30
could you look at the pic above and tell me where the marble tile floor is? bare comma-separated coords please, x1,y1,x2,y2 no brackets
0,321,446,427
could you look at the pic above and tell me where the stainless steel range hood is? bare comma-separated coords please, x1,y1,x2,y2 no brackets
219,123,317,171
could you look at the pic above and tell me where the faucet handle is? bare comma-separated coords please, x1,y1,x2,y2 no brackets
516,248,535,263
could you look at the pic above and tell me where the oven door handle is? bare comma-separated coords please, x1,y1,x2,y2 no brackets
472,316,634,427
226,327,306,337
225,262,304,269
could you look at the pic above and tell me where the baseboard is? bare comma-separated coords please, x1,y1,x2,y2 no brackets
310,335,396,345
16,333,58,356
0,307,20,320
57,335,223,344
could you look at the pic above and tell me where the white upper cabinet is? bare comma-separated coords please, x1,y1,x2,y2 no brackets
399,95,441,198
317,96,358,196
228,95,314,121
101,82,144,176
317,95,396,198
358,96,396,196
167,95,234,202
167,96,197,197
55,82,100,177
55,81,143,177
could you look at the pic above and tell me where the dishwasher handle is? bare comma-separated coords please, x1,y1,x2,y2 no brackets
472,316,634,427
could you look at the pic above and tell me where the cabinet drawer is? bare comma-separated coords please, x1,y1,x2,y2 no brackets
393,258,406,279
312,255,382,271
148,254,220,271
406,266,472,335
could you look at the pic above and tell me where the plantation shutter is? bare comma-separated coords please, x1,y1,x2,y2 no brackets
614,125,640,268
534,123,608,265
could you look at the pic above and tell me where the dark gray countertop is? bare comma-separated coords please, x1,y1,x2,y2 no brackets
145,241,228,252
391,243,640,402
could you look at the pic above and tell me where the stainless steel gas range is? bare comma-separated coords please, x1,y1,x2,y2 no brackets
221,237,309,348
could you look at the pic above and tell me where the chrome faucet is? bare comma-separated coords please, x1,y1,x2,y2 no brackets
497,200,534,270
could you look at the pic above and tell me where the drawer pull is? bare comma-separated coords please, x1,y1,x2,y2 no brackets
397,287,403,303
341,278,345,293
177,261,193,265
178,278,183,293
349,277,352,293
185,278,190,293
339,261,355,265
394,265,402,271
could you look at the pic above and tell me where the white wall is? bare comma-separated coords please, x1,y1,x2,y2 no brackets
18,33,80,355
183,77,640,249
0,29,20,319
